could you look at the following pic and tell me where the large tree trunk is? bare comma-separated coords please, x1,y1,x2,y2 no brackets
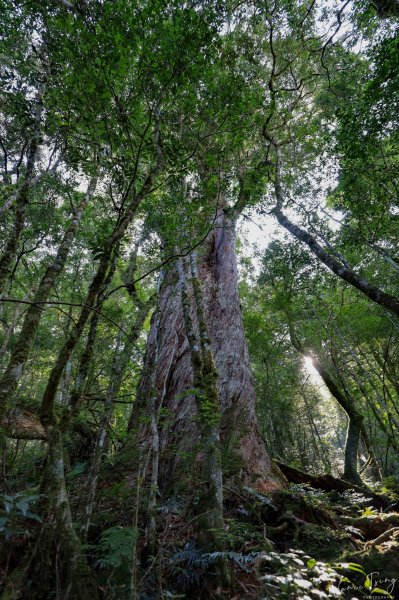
128,209,285,492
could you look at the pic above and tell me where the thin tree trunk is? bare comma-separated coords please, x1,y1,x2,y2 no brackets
22,424,99,600
0,86,44,294
299,389,332,473
343,414,364,486
289,325,364,486
69,249,119,415
271,145,399,318
360,428,383,480
312,303,399,460
58,360,72,406
357,344,399,422
0,178,96,414
40,169,158,428
329,315,399,434
82,297,154,539
0,302,25,359
82,328,124,539
145,304,161,555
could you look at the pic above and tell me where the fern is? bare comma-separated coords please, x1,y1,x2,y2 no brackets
207,551,255,573
96,526,138,570
157,496,184,515
170,542,258,589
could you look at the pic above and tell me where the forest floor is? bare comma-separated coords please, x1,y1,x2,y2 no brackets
77,467,399,600
1,468,399,599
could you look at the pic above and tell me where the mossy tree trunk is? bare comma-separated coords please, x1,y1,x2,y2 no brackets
177,253,225,551
68,249,119,415
39,168,159,427
23,425,99,600
82,295,154,538
127,207,285,498
0,85,43,295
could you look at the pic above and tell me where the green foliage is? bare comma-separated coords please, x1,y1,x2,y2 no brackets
96,526,138,571
221,518,264,550
220,432,245,478
170,542,256,589
378,475,399,495
66,461,86,480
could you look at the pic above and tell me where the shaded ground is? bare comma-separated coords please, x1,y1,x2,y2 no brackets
1,466,398,599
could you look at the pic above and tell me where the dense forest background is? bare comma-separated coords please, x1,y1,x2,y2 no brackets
0,0,399,598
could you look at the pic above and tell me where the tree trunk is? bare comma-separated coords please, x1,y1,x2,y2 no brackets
343,413,363,486
272,205,399,318
127,209,285,492
39,169,158,427
275,460,389,508
82,296,153,538
270,145,399,318
0,83,44,295
177,253,225,553
23,425,99,600
289,328,365,486
68,250,119,415
0,178,96,415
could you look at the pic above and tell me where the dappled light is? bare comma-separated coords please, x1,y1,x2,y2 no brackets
303,355,318,376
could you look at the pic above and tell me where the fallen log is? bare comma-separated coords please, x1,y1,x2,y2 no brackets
274,460,389,509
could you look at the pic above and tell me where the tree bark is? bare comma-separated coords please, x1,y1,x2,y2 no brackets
127,208,286,492
0,178,96,415
177,253,225,552
344,413,364,485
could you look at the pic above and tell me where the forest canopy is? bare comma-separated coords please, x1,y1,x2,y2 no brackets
0,1,399,598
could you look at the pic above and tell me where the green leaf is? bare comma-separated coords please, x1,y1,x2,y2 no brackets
307,558,317,569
